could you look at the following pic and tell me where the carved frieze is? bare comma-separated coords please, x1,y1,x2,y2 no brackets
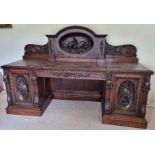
59,33,94,54
36,70,106,80
16,75,29,101
118,81,135,109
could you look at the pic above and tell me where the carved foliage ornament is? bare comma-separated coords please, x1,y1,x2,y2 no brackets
105,43,137,57
16,75,29,101
59,33,94,54
24,44,49,55
118,81,135,109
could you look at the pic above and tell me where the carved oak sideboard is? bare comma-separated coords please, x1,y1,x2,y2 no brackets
1,26,154,128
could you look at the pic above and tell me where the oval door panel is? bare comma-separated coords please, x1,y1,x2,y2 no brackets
16,75,29,101
118,81,135,109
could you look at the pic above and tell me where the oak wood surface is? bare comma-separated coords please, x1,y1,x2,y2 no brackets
2,60,153,74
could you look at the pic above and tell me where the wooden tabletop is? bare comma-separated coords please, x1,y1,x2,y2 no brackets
1,60,154,74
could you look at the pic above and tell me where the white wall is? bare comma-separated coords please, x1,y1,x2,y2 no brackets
0,24,155,106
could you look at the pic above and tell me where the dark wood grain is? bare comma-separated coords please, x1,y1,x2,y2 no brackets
1,26,154,128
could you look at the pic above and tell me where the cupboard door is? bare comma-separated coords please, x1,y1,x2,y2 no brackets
12,72,32,105
113,76,142,116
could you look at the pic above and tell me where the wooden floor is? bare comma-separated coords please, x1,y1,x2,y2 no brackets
0,91,155,130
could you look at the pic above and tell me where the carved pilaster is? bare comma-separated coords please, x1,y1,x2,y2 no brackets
31,71,39,107
16,75,29,102
139,75,151,118
100,40,105,58
106,72,113,89
49,38,55,57
3,70,15,106
103,72,114,114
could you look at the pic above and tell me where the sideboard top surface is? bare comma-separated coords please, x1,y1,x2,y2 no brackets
2,60,153,74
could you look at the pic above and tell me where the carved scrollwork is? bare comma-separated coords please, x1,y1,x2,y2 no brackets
24,43,49,55
16,75,29,101
118,81,135,109
105,42,137,57
59,33,94,54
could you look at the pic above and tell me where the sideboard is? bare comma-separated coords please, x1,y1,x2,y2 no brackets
1,26,154,128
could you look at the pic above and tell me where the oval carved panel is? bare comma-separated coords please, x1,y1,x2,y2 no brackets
59,33,94,54
118,81,135,109
16,75,29,101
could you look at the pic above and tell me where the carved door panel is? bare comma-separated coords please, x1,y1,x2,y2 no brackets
113,76,143,116
12,71,32,105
